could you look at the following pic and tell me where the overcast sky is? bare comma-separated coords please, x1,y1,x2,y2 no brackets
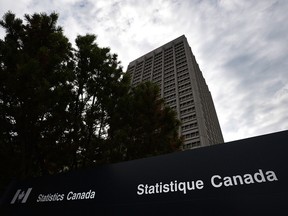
1,0,288,142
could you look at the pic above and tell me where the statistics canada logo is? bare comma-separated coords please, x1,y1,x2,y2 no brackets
10,188,33,204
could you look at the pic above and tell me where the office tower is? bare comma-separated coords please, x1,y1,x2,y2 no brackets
126,35,224,150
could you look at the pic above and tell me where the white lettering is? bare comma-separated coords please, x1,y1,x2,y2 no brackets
254,169,266,183
66,190,95,201
211,175,222,188
266,170,278,182
163,184,169,193
178,182,187,194
136,180,204,196
211,169,278,188
196,180,204,189
37,193,64,202
136,184,144,195
243,174,254,184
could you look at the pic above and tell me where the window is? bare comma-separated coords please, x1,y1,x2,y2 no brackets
181,122,197,131
184,131,199,139
180,106,195,115
180,100,194,108
183,141,200,149
181,114,196,122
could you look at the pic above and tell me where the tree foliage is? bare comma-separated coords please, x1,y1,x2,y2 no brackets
0,12,74,180
107,82,182,162
0,11,182,191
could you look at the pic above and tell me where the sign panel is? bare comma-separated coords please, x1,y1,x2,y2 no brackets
1,130,288,215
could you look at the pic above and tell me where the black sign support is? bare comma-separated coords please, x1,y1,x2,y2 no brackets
1,130,288,215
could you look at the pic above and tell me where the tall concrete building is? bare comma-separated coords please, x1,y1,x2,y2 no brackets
127,35,224,150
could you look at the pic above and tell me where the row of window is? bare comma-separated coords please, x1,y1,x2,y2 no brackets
143,66,152,72
164,66,174,73
152,70,161,77
176,59,187,66
164,78,175,86
165,99,176,107
179,93,193,102
175,45,184,50
155,52,163,56
153,63,162,70
165,73,175,81
164,70,174,77
132,58,187,80
134,67,142,73
155,80,162,86
164,50,173,56
128,41,184,70
175,49,185,57
164,97,194,111
142,77,150,82
170,105,177,110
177,72,190,81
184,131,199,139
153,69,162,76
142,65,188,79
180,100,194,108
165,77,176,85
143,72,151,78
164,60,173,67
174,42,184,49
177,66,188,74
176,54,186,62
135,63,143,70
164,88,175,95
154,58,162,63
180,114,196,122
143,67,152,73
179,87,192,96
153,77,162,84
180,106,195,116
134,68,143,76
181,122,197,131
163,82,191,95
164,62,174,69
152,74,161,80
165,47,173,52
176,62,187,70
165,49,173,52
144,61,152,68
133,77,191,98
183,141,200,150
164,51,173,56
178,77,190,86
178,82,191,90
164,83,175,90
133,74,141,80
144,71,152,76
175,52,186,60
153,62,162,68
142,73,151,80
164,93,176,101
164,56,173,61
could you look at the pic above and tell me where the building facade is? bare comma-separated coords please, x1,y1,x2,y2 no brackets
126,35,224,150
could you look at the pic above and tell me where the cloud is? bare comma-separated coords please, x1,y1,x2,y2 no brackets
173,0,288,141
1,0,288,142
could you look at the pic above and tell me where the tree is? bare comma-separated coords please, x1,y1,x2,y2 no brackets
0,12,182,193
68,34,130,168
107,81,182,162
0,11,74,181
